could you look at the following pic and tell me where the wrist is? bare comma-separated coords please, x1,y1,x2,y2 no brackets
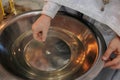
41,14,52,21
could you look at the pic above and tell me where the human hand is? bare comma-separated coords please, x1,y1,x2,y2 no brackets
32,14,52,42
102,36,120,69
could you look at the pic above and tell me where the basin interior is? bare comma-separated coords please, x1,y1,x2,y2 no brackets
0,11,105,80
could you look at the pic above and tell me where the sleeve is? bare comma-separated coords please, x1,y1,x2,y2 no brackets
41,1,61,18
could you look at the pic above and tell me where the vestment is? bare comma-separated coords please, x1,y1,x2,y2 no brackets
42,0,120,36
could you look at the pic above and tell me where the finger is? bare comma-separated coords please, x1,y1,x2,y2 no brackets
110,51,120,69
110,63,120,69
102,45,116,61
42,29,48,42
104,55,120,67
33,32,42,42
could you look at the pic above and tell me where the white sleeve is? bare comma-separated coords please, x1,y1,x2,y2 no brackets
41,1,61,18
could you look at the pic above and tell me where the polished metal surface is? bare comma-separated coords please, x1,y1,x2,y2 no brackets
0,11,106,80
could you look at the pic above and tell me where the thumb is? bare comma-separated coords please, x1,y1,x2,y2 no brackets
102,46,115,61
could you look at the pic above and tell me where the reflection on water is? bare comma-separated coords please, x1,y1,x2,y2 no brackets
11,30,71,71
25,37,71,71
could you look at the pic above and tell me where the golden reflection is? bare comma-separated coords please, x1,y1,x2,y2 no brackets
0,0,16,22
77,34,83,41
76,52,86,64
82,60,91,71
9,0,17,15
0,22,6,30
82,40,98,71
0,0,5,21
86,41,98,55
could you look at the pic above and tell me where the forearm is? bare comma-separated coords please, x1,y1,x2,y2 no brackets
41,1,61,18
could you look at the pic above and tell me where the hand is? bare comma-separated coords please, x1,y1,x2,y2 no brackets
102,36,120,69
32,14,52,42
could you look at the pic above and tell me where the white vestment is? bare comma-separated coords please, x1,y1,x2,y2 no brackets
42,0,120,36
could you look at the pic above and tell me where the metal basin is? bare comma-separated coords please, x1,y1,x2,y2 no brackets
0,11,106,80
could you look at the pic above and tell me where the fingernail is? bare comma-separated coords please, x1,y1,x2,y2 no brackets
42,39,45,42
43,37,47,41
102,56,107,61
